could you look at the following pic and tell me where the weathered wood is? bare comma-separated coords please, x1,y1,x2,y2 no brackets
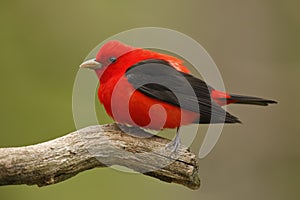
0,124,200,189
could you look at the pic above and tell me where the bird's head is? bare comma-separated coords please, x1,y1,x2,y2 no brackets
80,40,135,70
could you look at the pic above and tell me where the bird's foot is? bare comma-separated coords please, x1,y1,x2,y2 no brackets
164,139,180,155
164,128,181,158
116,123,155,138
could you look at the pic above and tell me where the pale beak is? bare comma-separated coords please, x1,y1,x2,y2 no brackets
79,58,102,69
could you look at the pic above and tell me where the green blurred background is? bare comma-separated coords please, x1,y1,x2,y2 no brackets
0,0,299,199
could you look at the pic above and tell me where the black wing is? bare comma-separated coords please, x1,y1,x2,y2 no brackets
125,59,240,124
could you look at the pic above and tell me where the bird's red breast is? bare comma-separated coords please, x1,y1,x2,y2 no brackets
97,47,199,130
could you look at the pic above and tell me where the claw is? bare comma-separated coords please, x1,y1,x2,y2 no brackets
116,123,155,138
164,127,181,156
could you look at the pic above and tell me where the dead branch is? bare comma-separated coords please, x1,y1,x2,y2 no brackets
0,124,200,189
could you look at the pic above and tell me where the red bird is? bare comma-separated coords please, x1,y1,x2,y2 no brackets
80,40,276,149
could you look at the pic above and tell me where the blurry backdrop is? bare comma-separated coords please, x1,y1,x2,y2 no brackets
0,0,299,200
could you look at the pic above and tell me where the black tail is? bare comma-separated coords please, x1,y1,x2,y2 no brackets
228,94,277,106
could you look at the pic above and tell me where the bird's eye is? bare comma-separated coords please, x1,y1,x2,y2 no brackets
109,57,117,63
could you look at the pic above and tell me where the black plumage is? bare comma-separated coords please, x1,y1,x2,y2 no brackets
125,59,240,124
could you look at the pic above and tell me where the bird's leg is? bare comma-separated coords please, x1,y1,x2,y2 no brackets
165,127,181,155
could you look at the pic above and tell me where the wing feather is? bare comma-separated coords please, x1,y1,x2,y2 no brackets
125,59,240,124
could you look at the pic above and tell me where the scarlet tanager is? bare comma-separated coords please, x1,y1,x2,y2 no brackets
80,40,276,149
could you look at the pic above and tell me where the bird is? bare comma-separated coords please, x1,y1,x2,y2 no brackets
80,40,277,151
